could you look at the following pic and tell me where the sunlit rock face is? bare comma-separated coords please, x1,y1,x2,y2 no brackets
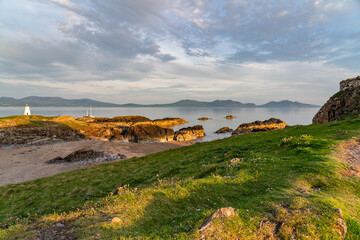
232,118,287,135
122,124,174,143
77,116,187,127
313,77,360,124
75,116,186,142
174,125,205,141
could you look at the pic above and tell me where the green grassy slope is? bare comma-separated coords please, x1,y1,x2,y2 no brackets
1,119,360,239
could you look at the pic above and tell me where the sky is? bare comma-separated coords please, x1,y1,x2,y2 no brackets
0,0,359,105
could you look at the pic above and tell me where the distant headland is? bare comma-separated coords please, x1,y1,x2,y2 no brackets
0,96,319,108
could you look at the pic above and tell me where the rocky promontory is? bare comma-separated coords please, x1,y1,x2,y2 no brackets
313,76,360,124
0,115,189,146
174,125,205,141
232,118,287,135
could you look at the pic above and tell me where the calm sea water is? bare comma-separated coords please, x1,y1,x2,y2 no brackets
0,107,319,142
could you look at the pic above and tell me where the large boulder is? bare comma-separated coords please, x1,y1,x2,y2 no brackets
123,124,174,143
313,78,360,124
174,125,205,141
232,118,287,135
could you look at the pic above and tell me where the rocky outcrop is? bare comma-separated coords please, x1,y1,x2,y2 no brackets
225,115,236,119
82,124,175,143
232,118,287,135
122,124,174,143
198,117,212,121
313,81,360,124
0,122,83,147
340,76,360,91
174,125,205,141
215,127,233,134
47,149,126,164
77,115,187,127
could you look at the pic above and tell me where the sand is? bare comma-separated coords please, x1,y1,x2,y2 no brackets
0,139,190,186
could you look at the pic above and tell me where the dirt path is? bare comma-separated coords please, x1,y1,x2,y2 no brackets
0,139,190,186
335,138,360,177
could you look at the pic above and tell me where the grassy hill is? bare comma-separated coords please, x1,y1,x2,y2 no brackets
1,119,360,239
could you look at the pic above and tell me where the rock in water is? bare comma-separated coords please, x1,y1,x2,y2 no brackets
123,124,174,143
174,125,205,141
225,115,236,119
198,117,212,121
232,118,287,135
215,127,233,134
313,76,360,124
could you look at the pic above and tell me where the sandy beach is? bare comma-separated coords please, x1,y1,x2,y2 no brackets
0,139,190,186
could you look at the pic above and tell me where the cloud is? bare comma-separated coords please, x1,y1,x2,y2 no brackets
0,0,359,104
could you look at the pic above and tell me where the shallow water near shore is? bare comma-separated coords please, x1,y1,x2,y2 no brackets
0,107,319,142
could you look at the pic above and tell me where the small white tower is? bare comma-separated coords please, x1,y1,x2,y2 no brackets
24,104,31,115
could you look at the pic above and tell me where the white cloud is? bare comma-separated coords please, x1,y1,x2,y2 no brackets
0,0,359,104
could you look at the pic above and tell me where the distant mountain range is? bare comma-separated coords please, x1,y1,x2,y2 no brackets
0,96,120,107
0,96,320,108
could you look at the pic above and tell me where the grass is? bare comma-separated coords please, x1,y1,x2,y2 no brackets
0,119,360,239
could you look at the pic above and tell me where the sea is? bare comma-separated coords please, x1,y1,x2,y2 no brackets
0,107,320,142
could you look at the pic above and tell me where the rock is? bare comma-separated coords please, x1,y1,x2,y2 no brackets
340,76,360,91
111,217,121,224
198,117,212,121
0,122,84,146
334,209,347,238
55,223,65,228
106,115,151,123
232,118,287,135
313,78,360,124
215,127,233,134
152,118,188,127
335,208,343,218
199,207,235,234
123,124,174,143
46,149,126,164
225,115,236,119
174,125,205,141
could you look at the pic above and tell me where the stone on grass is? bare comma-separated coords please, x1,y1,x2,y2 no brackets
199,207,235,232
111,217,121,224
